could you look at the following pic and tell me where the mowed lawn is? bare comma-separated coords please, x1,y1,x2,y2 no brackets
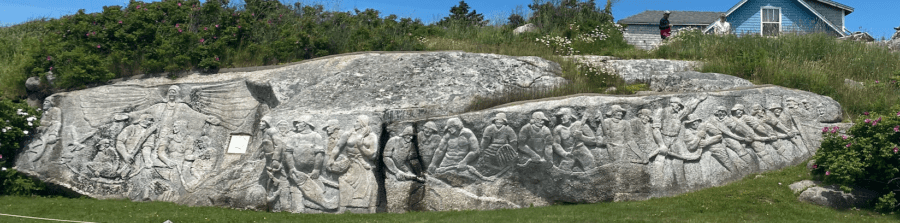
1,161,897,223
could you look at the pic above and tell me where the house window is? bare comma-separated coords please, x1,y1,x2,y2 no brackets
761,7,781,36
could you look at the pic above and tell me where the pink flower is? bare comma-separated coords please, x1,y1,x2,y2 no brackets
895,126,899,132
237,25,241,28
897,111,900,116
97,45,101,48
47,56,51,61
842,135,848,140
252,13,255,16
826,171,831,176
872,121,878,126
118,21,122,24
876,80,880,84
213,36,217,39
814,164,818,169
877,117,882,122
865,119,871,123
178,29,182,33
846,143,851,148
215,24,219,28
176,23,179,28
864,112,870,116
49,67,53,71
204,27,207,31
894,147,899,153
214,56,219,61
178,2,181,6
136,5,141,9
200,38,205,43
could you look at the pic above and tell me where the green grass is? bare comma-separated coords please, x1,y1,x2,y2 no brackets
1,161,898,222
0,19,45,99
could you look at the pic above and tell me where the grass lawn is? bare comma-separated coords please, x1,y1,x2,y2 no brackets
1,161,897,223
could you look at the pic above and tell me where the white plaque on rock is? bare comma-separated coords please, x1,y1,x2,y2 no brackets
226,134,251,154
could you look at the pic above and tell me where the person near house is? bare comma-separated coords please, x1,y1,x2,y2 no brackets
713,13,731,35
659,11,672,40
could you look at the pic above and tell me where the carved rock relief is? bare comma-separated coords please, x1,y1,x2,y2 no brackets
388,86,842,211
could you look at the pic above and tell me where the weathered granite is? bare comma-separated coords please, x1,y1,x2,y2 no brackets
385,85,842,212
513,23,538,35
14,51,566,214
789,180,818,193
565,57,702,85
649,71,755,92
798,184,878,209
25,76,41,91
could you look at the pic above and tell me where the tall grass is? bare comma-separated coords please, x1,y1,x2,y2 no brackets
649,30,900,120
0,19,46,99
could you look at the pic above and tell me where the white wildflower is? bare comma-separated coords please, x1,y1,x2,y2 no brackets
28,122,33,126
1,167,6,171
23,130,29,134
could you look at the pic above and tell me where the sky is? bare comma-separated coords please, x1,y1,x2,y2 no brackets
1,0,898,39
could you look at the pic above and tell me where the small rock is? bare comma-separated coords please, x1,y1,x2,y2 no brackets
844,79,864,89
789,180,818,193
513,23,538,35
604,87,617,93
754,175,765,179
25,76,41,91
45,71,56,87
798,185,878,209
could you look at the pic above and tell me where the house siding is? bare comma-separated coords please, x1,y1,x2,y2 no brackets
729,0,834,36
803,0,843,29
624,25,706,50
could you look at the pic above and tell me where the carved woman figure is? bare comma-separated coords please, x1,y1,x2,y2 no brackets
330,115,379,213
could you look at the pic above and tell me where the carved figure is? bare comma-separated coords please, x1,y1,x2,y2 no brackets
417,121,441,168
602,105,641,164
26,97,62,163
261,117,291,212
185,123,217,184
330,115,379,213
686,113,736,172
116,114,158,177
633,109,667,164
655,95,706,186
322,119,342,172
85,139,123,179
385,126,422,181
814,103,827,122
517,112,552,164
769,102,809,161
288,115,333,212
749,104,789,167
155,120,193,190
429,118,482,176
476,113,518,176
706,106,752,172
553,108,597,171
782,98,812,159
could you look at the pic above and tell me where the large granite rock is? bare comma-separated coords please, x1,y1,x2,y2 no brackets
565,56,702,85
15,51,844,214
384,85,842,212
513,23,538,35
14,51,566,214
798,184,878,209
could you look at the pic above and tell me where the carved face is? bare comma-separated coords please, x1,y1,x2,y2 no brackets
99,139,111,148
42,99,53,111
638,113,651,123
669,102,683,113
532,118,544,128
423,127,436,137
801,101,811,110
613,111,624,120
732,109,744,118
493,119,506,128
140,117,154,128
771,108,783,116
785,101,798,109
167,89,178,102
715,110,727,120
277,122,290,134
403,134,413,142
751,106,764,116
259,121,269,131
448,124,461,135
817,105,826,117
294,122,311,133
686,120,700,130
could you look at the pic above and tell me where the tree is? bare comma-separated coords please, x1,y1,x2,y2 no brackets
507,14,524,28
436,1,488,27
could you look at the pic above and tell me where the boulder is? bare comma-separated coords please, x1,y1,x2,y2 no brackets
25,76,42,91
513,23,538,35
649,71,755,92
13,51,566,214
565,57,702,84
386,84,841,212
798,184,878,209
838,32,874,42
789,180,818,193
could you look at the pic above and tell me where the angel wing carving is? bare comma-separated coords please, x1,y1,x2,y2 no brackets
80,86,165,127
188,81,261,131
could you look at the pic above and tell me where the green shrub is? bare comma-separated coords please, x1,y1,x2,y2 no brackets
0,99,45,195
812,109,900,212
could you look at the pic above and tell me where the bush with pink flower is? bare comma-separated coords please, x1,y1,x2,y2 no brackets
813,107,900,212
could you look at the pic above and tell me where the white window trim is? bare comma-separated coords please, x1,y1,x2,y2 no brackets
760,6,782,35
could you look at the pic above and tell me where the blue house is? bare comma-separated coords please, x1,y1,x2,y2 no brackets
703,0,853,37
618,11,722,50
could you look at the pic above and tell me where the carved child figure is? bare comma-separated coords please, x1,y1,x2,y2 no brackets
477,113,518,176
517,112,552,164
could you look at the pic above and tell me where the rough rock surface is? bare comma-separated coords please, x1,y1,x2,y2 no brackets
798,184,878,209
513,23,538,35
14,51,566,214
385,85,842,212
789,180,818,193
565,56,702,84
16,51,844,214
25,76,42,91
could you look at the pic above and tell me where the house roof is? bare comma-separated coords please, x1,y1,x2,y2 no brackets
617,10,724,26
704,0,851,36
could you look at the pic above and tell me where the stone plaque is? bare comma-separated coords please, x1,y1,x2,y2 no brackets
226,134,251,154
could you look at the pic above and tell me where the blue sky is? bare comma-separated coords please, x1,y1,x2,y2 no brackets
1,0,897,39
